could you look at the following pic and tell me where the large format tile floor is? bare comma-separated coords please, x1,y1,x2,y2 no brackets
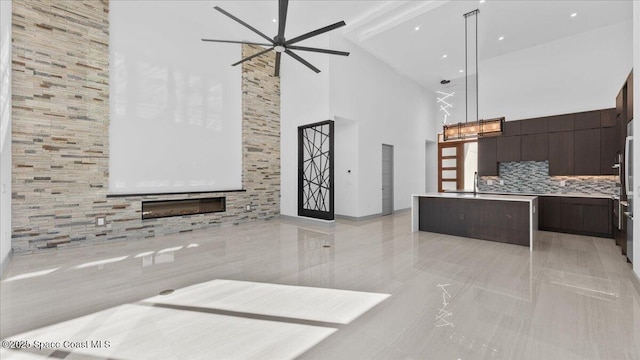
1,212,639,359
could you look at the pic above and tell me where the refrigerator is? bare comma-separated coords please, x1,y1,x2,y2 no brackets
626,120,633,264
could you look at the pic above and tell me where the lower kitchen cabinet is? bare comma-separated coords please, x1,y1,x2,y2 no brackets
539,196,612,237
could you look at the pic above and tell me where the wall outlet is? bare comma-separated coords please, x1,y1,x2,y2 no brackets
560,180,566,187
499,180,504,185
487,180,493,185
96,216,106,226
246,204,251,211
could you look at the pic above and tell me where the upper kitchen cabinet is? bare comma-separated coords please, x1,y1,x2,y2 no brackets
503,121,521,136
497,136,521,162
521,133,549,161
574,110,601,130
600,126,618,175
548,114,574,132
574,128,601,175
520,118,548,134
616,85,626,119
627,70,634,122
478,137,498,176
549,131,574,175
600,108,617,128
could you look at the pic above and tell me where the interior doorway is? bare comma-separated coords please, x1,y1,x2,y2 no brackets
382,144,394,216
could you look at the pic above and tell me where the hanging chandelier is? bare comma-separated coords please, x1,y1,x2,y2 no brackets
442,9,503,141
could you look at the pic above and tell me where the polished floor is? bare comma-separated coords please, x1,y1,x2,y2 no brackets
1,212,639,359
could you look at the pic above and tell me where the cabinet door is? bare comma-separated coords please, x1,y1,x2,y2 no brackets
627,70,634,123
561,204,584,232
419,197,442,232
616,87,625,119
520,118,548,135
540,196,561,229
574,128,600,175
583,205,611,235
478,137,498,176
497,136,521,162
549,131,574,175
548,114,574,132
521,133,549,161
601,108,616,128
503,121,521,136
600,126,617,175
575,111,601,130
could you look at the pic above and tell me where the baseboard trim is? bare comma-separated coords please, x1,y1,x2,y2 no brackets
335,213,382,222
1,248,14,278
278,215,335,227
335,208,411,222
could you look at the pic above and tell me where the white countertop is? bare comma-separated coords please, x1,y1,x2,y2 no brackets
448,190,614,199
413,193,537,202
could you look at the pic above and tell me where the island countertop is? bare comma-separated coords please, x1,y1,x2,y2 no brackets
413,192,538,202
411,193,538,251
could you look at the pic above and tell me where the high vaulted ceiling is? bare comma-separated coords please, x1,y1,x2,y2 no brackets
193,0,633,91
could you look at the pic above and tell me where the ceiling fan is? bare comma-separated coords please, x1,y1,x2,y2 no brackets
202,0,350,77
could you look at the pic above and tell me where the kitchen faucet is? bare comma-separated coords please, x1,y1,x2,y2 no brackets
474,171,478,196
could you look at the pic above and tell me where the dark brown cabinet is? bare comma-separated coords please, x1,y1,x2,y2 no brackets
497,136,521,162
503,121,521,136
574,128,600,175
539,196,612,237
539,196,561,229
549,131,574,175
627,70,634,122
601,108,616,128
616,86,626,119
600,126,617,175
521,133,548,161
574,110,601,130
478,137,498,176
521,118,548,135
548,114,574,132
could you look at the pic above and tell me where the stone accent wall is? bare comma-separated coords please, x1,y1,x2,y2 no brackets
11,0,280,254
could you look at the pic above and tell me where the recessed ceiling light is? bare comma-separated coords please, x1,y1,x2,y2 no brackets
498,36,504,40
442,54,448,58
479,0,486,3
414,26,420,31
272,18,277,23
459,69,464,73
570,12,577,18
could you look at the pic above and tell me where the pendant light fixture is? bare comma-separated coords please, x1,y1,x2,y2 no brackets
443,9,503,141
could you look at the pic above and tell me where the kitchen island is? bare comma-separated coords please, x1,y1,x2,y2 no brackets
411,193,538,250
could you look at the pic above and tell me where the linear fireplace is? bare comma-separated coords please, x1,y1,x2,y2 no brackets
142,197,226,220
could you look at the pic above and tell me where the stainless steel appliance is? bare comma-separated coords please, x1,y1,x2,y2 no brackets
625,120,633,263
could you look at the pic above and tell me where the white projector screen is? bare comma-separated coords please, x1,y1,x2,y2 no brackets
109,1,243,195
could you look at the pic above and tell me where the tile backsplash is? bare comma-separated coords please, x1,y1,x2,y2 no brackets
478,161,617,195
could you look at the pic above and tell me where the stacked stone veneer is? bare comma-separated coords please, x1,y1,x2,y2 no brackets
11,1,280,254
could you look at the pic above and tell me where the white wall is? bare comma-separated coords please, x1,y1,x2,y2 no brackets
280,38,331,218
0,0,12,274
633,1,639,280
334,117,359,217
329,34,436,217
442,21,633,123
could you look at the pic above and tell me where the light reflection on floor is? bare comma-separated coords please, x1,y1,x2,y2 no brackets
1,280,389,360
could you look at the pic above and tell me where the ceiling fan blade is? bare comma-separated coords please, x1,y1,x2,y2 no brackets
214,6,275,44
278,0,289,40
202,39,273,47
287,45,349,56
285,49,320,73
274,52,282,77
231,47,274,66
285,21,346,46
